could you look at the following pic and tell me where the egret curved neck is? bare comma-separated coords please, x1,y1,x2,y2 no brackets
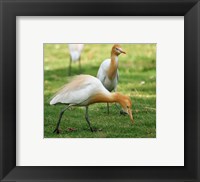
108,54,118,80
89,92,122,105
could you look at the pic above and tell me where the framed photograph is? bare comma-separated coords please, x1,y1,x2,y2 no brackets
44,43,156,138
0,0,200,181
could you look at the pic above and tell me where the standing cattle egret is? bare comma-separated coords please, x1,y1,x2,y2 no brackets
97,44,126,114
68,44,84,75
50,75,134,134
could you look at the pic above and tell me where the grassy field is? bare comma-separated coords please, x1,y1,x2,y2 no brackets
44,44,156,138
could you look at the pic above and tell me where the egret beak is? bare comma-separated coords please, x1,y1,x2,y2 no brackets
117,47,126,54
128,109,134,124
120,50,126,54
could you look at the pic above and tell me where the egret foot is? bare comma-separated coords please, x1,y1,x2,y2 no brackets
91,128,102,132
53,128,61,134
67,128,77,132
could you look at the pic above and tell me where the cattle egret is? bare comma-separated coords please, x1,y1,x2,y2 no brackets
68,44,84,75
50,75,134,134
97,44,126,113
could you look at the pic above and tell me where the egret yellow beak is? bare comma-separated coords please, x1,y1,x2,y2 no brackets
128,109,134,124
120,50,126,54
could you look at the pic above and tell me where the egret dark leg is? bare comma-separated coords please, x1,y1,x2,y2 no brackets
79,56,81,74
107,103,110,114
114,103,120,110
85,106,93,132
53,105,70,134
69,56,72,76
113,88,125,115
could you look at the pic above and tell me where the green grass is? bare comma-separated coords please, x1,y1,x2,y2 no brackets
44,44,156,138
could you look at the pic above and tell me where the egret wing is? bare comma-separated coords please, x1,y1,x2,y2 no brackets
97,59,110,83
50,75,101,105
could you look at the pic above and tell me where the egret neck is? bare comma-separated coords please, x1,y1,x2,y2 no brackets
89,92,124,105
107,54,118,80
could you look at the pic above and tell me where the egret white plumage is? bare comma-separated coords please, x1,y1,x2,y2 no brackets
68,44,84,75
97,44,126,113
50,74,134,134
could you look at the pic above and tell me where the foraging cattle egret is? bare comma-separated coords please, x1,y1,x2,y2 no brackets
68,44,84,75
97,44,126,113
50,75,134,134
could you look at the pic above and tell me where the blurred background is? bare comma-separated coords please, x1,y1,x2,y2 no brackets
44,44,156,138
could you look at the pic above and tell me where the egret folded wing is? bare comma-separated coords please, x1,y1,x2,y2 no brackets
50,75,101,105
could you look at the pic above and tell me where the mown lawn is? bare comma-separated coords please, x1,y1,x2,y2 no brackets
44,44,156,138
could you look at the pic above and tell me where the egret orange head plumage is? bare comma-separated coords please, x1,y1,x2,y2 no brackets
111,44,126,56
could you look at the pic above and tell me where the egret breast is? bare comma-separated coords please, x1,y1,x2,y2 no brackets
70,51,81,61
103,76,117,92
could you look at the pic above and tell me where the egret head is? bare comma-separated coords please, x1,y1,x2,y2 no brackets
112,44,126,56
115,93,134,124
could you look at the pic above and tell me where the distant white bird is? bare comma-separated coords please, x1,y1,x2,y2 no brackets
97,44,126,114
68,44,84,75
50,74,134,134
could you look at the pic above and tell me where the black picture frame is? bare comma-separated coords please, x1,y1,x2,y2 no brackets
0,0,200,181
